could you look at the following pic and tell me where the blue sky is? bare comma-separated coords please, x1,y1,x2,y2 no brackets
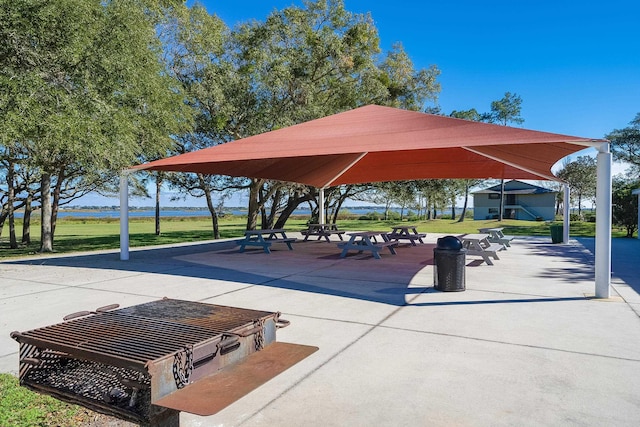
200,0,639,139
81,0,639,207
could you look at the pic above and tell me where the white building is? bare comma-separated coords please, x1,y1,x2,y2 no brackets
472,180,557,221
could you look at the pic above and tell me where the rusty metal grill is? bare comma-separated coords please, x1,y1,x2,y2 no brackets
10,298,298,426
14,299,276,370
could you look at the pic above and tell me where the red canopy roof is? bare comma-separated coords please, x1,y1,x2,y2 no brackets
135,105,605,187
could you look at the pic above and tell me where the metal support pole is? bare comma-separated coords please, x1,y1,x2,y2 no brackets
119,172,130,261
595,145,612,298
563,184,570,243
318,187,326,224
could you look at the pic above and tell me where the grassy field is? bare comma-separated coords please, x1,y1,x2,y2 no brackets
0,213,625,259
0,373,107,427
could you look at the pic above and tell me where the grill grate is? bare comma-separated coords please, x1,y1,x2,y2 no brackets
16,299,278,366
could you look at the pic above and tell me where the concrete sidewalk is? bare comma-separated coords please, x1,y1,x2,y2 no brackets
1,235,639,426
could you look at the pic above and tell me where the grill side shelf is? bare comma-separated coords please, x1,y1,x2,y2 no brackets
153,342,319,416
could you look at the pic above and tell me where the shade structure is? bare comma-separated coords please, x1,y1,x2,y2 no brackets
125,104,612,299
133,105,605,187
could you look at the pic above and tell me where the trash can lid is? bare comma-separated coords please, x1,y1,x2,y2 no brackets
436,235,462,250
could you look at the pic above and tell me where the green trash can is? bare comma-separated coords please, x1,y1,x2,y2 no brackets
550,224,563,243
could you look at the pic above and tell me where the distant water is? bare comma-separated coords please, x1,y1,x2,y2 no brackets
14,207,466,219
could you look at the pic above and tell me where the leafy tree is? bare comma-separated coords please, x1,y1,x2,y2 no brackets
165,0,440,231
376,42,440,110
612,175,639,237
485,92,525,126
414,179,447,220
556,156,597,217
159,4,228,237
607,113,640,175
450,109,482,121
1,0,190,251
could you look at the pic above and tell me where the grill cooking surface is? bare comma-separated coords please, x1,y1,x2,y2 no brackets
16,299,275,367
12,298,316,425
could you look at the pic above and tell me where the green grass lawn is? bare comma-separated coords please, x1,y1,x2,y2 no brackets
0,373,100,427
0,213,626,259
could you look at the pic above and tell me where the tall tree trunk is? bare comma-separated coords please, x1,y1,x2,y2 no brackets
199,174,220,239
263,188,282,229
274,193,314,229
450,195,456,220
578,193,582,217
22,194,32,244
498,178,505,221
331,196,346,225
457,181,470,223
50,169,64,240
155,174,162,236
7,155,17,248
40,173,53,252
204,189,220,239
246,179,263,230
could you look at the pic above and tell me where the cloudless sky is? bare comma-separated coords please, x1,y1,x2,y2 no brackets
198,0,639,139
80,0,640,206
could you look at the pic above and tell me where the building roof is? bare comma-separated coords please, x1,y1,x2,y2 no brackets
473,180,558,195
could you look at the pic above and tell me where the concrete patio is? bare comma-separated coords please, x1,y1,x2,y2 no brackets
1,233,639,426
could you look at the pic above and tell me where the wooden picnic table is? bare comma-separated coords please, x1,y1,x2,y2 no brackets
387,226,426,246
301,223,346,242
238,229,296,254
460,233,504,265
478,227,515,248
337,231,398,259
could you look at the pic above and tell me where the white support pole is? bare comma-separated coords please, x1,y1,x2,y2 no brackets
595,144,612,298
563,184,570,243
318,187,326,224
119,172,130,261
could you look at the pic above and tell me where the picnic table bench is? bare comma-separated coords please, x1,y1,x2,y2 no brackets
337,231,397,259
301,223,346,242
386,226,426,246
460,233,504,265
238,229,296,254
478,227,515,248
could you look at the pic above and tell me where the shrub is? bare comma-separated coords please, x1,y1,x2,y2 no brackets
358,211,381,221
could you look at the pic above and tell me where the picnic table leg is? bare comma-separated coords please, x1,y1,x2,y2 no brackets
340,247,350,258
